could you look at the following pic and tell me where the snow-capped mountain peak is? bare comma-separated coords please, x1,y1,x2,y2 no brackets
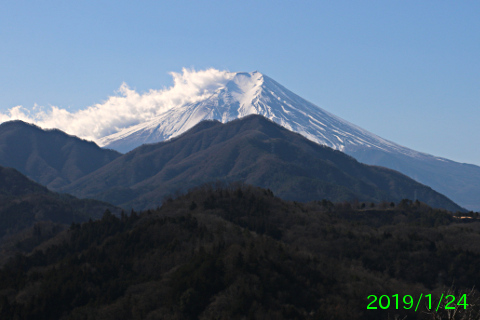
3,68,479,210
99,71,267,152
99,70,416,159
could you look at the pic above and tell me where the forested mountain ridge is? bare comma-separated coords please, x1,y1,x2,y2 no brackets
62,115,463,212
0,120,121,189
0,183,478,319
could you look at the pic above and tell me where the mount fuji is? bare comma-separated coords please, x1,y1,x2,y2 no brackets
100,71,409,156
98,71,480,211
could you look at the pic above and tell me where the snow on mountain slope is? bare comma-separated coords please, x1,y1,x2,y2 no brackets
98,70,480,211
99,71,422,159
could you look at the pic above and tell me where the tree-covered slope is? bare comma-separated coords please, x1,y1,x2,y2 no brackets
63,115,463,212
0,120,121,189
0,166,118,248
0,184,478,319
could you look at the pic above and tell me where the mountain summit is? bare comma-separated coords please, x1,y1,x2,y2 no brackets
99,71,408,156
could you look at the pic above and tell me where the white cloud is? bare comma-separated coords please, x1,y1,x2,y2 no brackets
0,68,234,143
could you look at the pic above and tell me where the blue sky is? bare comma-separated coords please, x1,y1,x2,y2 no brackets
1,1,479,165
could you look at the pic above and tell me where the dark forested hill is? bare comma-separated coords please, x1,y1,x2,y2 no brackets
0,166,49,196
0,184,478,320
62,115,463,212
0,120,121,189
0,166,118,259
